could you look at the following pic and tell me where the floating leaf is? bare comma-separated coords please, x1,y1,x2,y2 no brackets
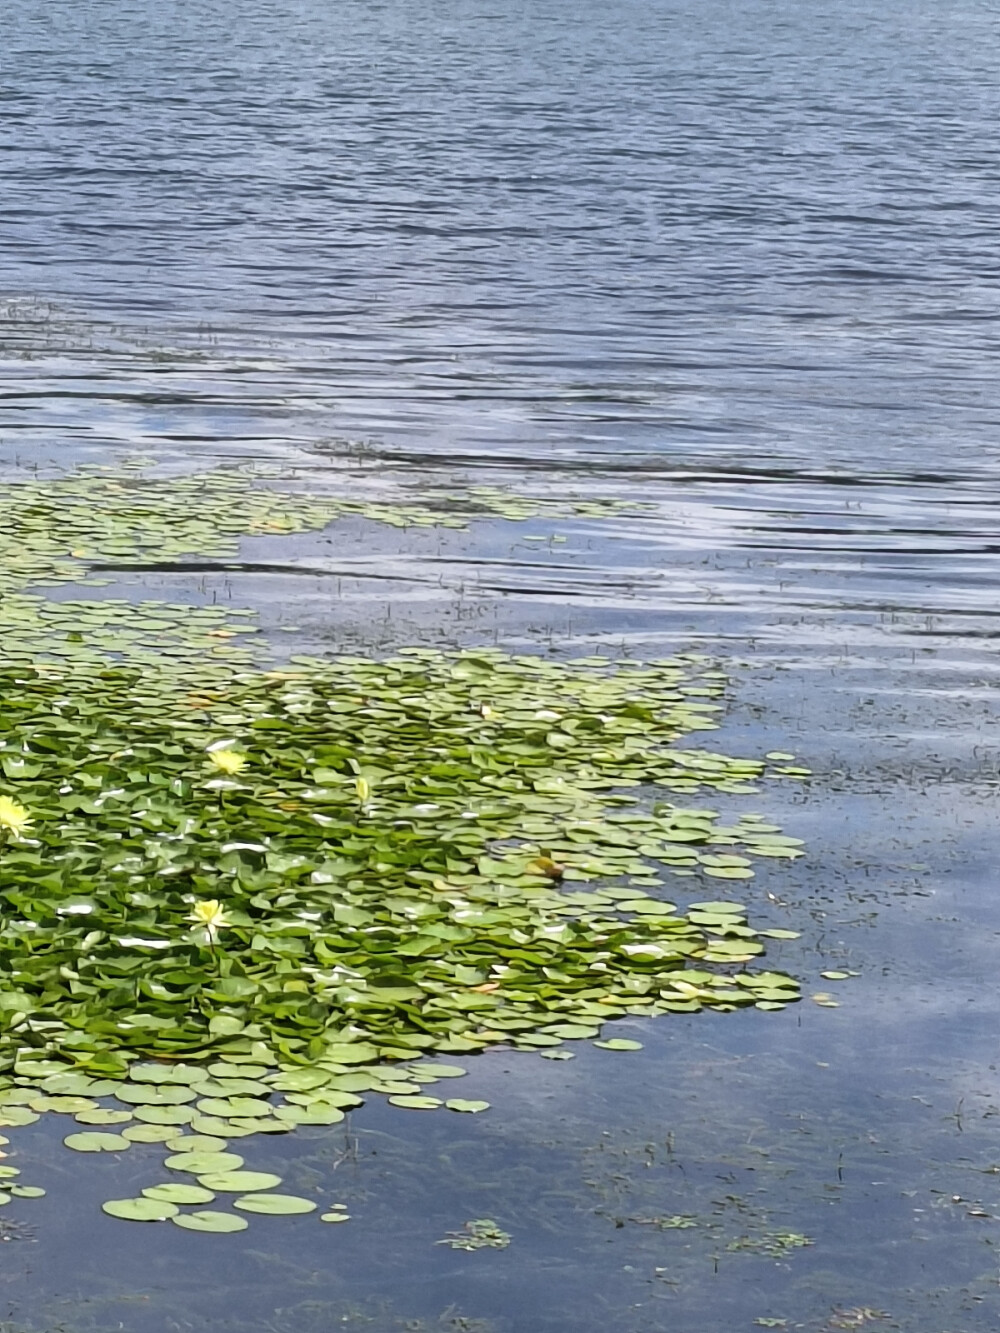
74,1108,133,1126
122,1124,177,1143
143,1183,216,1205
445,1100,490,1114
593,1039,643,1052
197,1171,282,1192
102,1197,179,1222
63,1132,131,1153
233,1193,317,1215
172,1210,249,1233
164,1151,244,1174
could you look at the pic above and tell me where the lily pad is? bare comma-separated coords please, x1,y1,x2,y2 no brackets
63,1132,131,1153
172,1210,249,1233
445,1100,491,1114
143,1183,216,1204
233,1193,317,1215
197,1171,283,1192
164,1151,244,1174
102,1197,179,1222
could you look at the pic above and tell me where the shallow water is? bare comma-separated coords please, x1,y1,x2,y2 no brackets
2,0,1000,1329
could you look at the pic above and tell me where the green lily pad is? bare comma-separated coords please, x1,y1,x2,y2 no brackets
74,1108,133,1126
445,1100,491,1114
196,1097,273,1118
593,1038,644,1051
0,1108,39,1128
233,1193,317,1215
197,1171,282,1192
188,1116,255,1139
387,1096,442,1110
103,1197,179,1222
172,1210,249,1233
164,1151,244,1174
133,1105,196,1125
115,1083,198,1106
407,1064,467,1079
122,1124,178,1143
143,1183,216,1205
164,1135,228,1153
29,1095,98,1114
63,1132,131,1153
273,1105,345,1126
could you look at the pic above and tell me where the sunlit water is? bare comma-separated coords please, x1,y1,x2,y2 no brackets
2,0,1000,1329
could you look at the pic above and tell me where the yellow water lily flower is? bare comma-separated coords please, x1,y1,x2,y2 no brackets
0,795,32,840
355,776,370,803
207,748,247,775
187,900,231,938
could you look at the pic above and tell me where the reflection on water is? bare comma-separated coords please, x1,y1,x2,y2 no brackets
2,0,1000,1327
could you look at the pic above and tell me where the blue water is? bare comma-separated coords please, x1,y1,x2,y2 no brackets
2,1,1000,1330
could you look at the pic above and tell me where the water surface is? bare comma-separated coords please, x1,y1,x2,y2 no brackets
1,0,1000,1329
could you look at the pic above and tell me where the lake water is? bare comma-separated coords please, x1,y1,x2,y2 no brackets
2,0,1000,1329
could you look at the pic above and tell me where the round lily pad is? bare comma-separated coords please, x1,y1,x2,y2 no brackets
103,1197,179,1221
143,1183,216,1205
29,1095,98,1114
114,1084,198,1106
129,1063,209,1086
197,1097,272,1118
188,1115,254,1138
0,1108,39,1127
64,1132,131,1153
233,1193,317,1215
172,1210,248,1233
197,1171,282,1192
274,1105,345,1126
164,1135,228,1153
74,1108,133,1126
320,1212,351,1223
133,1105,196,1125
593,1038,643,1051
10,1185,46,1198
164,1151,244,1174
445,1100,491,1113
122,1124,177,1143
387,1095,442,1110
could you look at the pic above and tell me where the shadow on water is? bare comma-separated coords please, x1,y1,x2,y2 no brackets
3,0,1000,1328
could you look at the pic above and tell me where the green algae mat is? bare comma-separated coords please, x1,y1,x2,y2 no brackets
0,462,809,1230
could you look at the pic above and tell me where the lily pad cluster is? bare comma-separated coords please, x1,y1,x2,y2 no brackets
0,461,809,1228
0,462,634,674
0,647,807,1224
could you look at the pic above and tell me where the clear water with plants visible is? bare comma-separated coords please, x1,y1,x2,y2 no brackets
2,0,1000,1330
